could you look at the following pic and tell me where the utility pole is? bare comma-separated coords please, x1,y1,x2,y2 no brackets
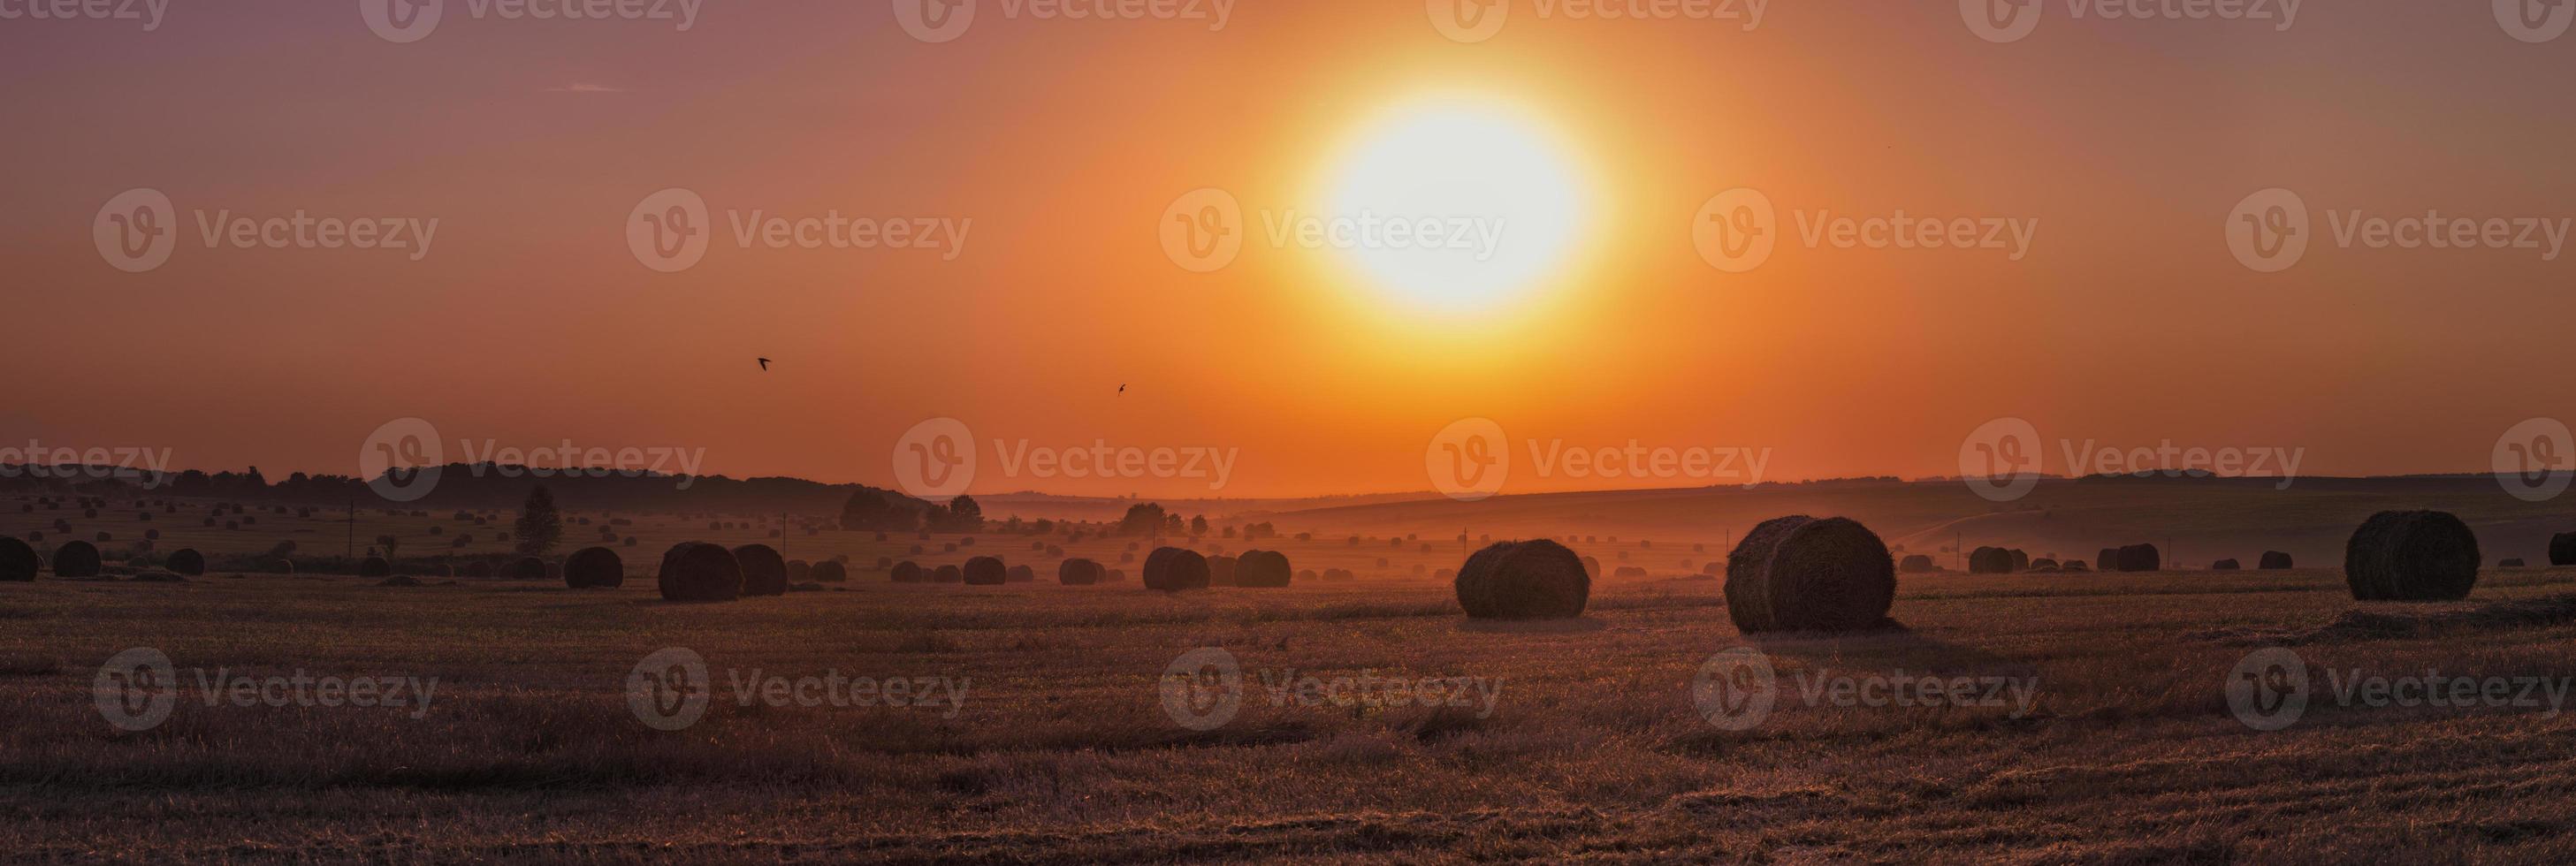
347,496,355,558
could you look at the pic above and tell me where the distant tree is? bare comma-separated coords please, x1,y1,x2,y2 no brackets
514,484,563,557
373,535,400,559
943,495,985,533
1118,503,1168,536
1189,515,1209,536
921,504,953,532
840,488,911,531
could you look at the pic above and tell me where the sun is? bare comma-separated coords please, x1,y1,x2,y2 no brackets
1319,98,1588,316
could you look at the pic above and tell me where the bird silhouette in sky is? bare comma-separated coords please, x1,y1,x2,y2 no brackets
1118,384,1126,395
757,358,772,371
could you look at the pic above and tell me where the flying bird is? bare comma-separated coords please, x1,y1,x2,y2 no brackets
758,358,772,371
1118,384,1127,395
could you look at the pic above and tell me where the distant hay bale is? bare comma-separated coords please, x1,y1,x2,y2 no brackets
457,561,487,578
1322,568,1355,581
2030,558,2059,571
51,542,103,577
910,545,926,556
2344,511,2480,602
890,561,925,583
963,556,1007,586
0,537,37,581
1453,539,1589,620
1143,547,1211,592
1045,545,1063,558
934,565,964,583
510,557,548,581
1969,547,2016,574
1235,550,1292,588
1579,556,1601,579
1724,515,1896,634
812,560,847,582
734,544,789,596
2097,548,2118,571
1898,554,1937,574
359,556,392,578
1007,564,1035,583
787,560,812,581
2552,533,2576,566
2260,551,2294,570
658,543,743,602
2211,558,2242,570
1059,558,1104,585
1206,556,1238,586
2501,558,2526,568
942,543,957,552
164,548,203,575
1612,566,1648,578
2062,561,2090,573
2115,544,2161,573
565,547,624,589
2008,549,2029,572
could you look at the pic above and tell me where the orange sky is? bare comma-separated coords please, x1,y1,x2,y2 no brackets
5,1,2574,498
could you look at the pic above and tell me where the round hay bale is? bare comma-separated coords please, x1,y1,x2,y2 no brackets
509,557,548,581
733,544,789,596
2062,561,2091,573
0,537,38,581
1898,554,1937,574
1206,556,1238,586
1969,546,2016,574
165,548,205,576
658,543,743,602
1612,566,1648,578
2030,558,2059,571
2344,510,2480,602
1006,564,1035,583
358,556,392,578
1058,558,1104,585
51,542,103,578
2210,558,2241,570
1579,556,1601,579
1323,568,1355,581
1454,539,1589,619
890,561,925,583
933,564,963,583
2260,551,2294,570
962,556,1007,586
2097,548,2118,571
812,560,848,582
1235,550,1292,588
564,546,624,589
2008,549,2029,572
2501,558,2526,568
1723,516,1895,634
2551,532,2576,566
1142,547,1210,592
786,560,812,581
2115,543,2161,573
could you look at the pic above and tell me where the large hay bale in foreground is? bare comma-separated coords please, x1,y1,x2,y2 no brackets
2552,532,2576,566
659,543,743,602
2115,544,2161,573
564,546,624,589
50,543,103,577
963,556,1007,586
811,560,847,582
0,537,37,581
1454,539,1589,620
1143,547,1210,592
733,544,789,596
1235,550,1292,588
2345,511,2480,602
890,561,925,583
165,548,205,576
1059,558,1105,585
1969,546,2016,574
1725,516,1895,634
510,557,548,581
2260,551,2294,570
358,556,392,578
